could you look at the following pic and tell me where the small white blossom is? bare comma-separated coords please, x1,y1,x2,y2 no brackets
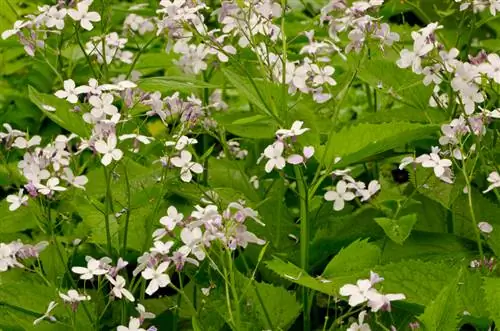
94,134,123,166
170,150,203,182
105,275,135,301
478,221,493,234
33,301,58,325
68,1,101,31
71,258,108,280
324,180,356,211
483,171,500,193
117,317,146,331
142,261,171,295
6,189,28,211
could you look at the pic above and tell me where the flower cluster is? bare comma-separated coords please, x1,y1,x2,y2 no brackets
137,202,265,295
396,21,500,191
455,0,500,14
1,124,89,210
85,32,134,65
340,271,406,312
321,0,399,53
324,168,380,211
123,13,156,35
1,0,101,56
218,140,248,160
258,121,315,172
0,240,48,272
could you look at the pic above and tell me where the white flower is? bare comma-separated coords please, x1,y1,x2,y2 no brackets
150,240,174,255
61,168,88,189
399,156,415,170
0,123,24,142
68,1,101,31
6,189,28,211
324,180,356,211
396,49,421,73
275,121,310,138
365,291,406,312
45,7,67,30
54,79,88,103
89,94,118,118
71,258,108,280
346,311,371,331
170,150,203,182
135,304,155,320
478,221,493,234
420,153,453,178
33,301,58,325
117,317,145,331
142,261,171,295
249,175,260,189
94,134,123,166
165,135,198,151
159,206,184,231
359,180,381,202
340,279,373,306
36,178,67,195
119,134,153,145
12,136,41,149
1,20,29,40
105,275,135,301
263,141,286,173
59,289,90,303
483,171,500,193
180,227,206,260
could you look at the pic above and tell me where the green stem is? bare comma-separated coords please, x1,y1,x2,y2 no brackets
74,25,98,78
103,167,113,256
294,166,310,331
121,164,131,256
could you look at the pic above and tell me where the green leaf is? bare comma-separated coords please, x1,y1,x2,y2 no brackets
238,274,301,330
213,111,276,139
0,200,37,234
375,213,418,245
322,239,381,278
374,260,459,306
483,277,500,327
411,168,464,209
265,256,335,295
137,76,218,92
222,68,274,117
418,274,460,331
319,122,439,168
357,58,433,110
27,86,89,137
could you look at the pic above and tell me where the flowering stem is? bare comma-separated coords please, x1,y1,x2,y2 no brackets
462,166,485,261
74,25,98,78
125,35,157,80
294,166,310,330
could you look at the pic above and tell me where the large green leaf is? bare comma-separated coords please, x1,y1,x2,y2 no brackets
322,239,381,278
418,275,460,331
319,122,439,168
222,68,275,118
0,200,37,234
483,277,500,327
27,86,89,137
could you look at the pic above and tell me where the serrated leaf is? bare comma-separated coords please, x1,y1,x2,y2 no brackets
322,239,381,278
319,122,439,168
374,260,459,306
483,277,500,327
418,275,460,331
27,86,89,137
375,214,418,245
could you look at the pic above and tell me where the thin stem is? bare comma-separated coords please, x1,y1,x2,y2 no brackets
126,36,157,79
121,164,131,256
294,166,310,331
103,167,113,256
74,25,98,78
